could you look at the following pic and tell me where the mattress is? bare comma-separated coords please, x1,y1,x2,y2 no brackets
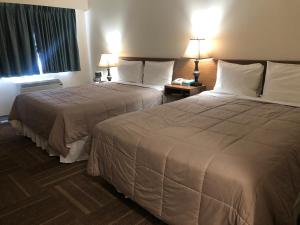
9,82,163,162
87,92,300,225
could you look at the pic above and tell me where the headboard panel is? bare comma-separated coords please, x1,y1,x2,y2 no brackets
220,59,300,65
120,57,177,62
119,57,222,90
120,57,218,89
120,57,300,91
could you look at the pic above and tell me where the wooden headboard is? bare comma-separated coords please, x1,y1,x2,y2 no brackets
120,57,176,62
120,56,216,89
120,57,300,90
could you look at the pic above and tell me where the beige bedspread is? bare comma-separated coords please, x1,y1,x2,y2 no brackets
9,82,163,156
88,93,300,225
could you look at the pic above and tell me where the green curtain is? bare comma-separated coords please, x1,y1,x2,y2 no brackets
0,3,39,77
0,3,81,77
30,6,81,73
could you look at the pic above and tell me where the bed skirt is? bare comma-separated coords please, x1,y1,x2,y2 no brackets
10,120,89,163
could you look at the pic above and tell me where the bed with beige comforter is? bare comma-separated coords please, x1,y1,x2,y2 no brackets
9,82,163,160
88,92,300,225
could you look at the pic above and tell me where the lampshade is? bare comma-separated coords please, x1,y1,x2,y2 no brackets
184,38,210,59
98,53,119,68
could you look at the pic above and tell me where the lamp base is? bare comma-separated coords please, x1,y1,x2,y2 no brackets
193,59,201,85
192,81,202,87
194,72,199,84
107,68,112,82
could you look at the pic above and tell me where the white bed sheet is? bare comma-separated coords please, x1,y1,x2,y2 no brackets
203,90,300,108
112,81,165,92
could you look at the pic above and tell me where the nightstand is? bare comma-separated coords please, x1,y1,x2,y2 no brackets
164,84,206,103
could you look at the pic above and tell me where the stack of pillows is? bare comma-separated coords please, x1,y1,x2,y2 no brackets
117,60,174,86
214,60,300,105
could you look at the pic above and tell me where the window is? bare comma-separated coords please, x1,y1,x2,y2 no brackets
0,3,81,78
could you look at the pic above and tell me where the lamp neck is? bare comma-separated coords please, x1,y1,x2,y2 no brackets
194,59,200,71
198,39,201,59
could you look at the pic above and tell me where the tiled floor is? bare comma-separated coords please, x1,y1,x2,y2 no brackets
0,123,166,225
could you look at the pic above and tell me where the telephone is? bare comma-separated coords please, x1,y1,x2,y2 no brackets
172,78,185,85
94,71,102,82
172,78,195,86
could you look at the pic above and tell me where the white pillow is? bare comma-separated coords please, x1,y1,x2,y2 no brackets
117,60,143,83
262,61,300,104
143,61,174,86
213,60,264,97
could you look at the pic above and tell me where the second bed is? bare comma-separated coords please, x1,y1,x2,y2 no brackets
87,91,300,225
87,60,300,225
9,82,163,162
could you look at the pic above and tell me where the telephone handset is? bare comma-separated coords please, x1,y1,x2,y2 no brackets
172,78,185,85
172,78,195,86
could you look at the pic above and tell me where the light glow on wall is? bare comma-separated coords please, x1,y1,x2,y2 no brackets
191,7,223,39
105,31,122,54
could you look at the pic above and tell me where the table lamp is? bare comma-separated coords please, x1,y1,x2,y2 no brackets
184,38,210,85
98,53,118,81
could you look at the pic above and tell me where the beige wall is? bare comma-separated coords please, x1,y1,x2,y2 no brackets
0,1,91,116
0,0,88,10
87,0,300,73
